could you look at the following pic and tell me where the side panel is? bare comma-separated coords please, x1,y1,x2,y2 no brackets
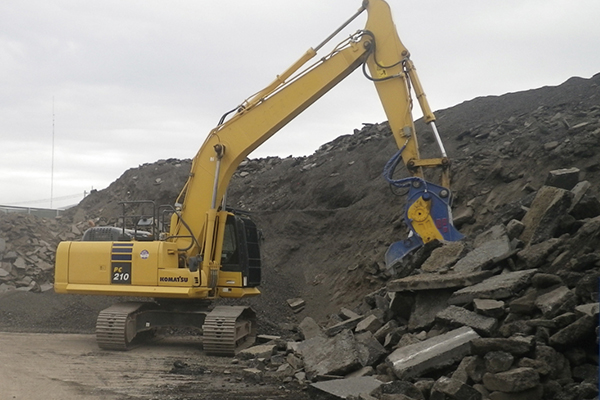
58,241,180,287
68,242,113,285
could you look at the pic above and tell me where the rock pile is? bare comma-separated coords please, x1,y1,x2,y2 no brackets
234,175,599,400
0,213,89,293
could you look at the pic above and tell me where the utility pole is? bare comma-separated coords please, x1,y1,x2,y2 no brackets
51,97,55,209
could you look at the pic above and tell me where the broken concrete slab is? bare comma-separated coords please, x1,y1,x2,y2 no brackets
371,380,425,400
451,355,478,383
545,167,580,190
570,193,600,220
340,307,362,320
488,385,543,400
516,238,562,269
575,302,600,317
431,376,482,400
471,336,535,356
534,285,578,318
568,180,591,212
242,368,264,383
473,299,505,318
286,298,306,313
474,225,508,248
451,237,511,274
355,331,387,367
484,351,514,373
286,353,304,370
449,269,537,305
237,344,277,360
549,315,597,346
374,320,398,343
355,314,383,334
297,329,361,379
386,326,480,380
299,316,324,340
482,367,540,393
346,366,374,378
408,289,454,331
421,241,465,273
388,270,495,292
530,273,563,289
519,186,573,245
309,376,382,399
325,315,364,337
436,305,498,336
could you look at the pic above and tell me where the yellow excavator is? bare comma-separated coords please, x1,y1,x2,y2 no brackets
54,0,462,355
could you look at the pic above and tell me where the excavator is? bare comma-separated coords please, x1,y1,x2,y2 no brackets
54,0,462,355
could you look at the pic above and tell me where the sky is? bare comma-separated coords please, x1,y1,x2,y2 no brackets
1,0,599,209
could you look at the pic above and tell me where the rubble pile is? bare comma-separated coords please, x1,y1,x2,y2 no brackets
0,213,92,293
234,176,599,400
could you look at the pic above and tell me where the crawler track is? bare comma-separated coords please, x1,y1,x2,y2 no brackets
95,302,256,355
96,302,149,350
202,306,256,356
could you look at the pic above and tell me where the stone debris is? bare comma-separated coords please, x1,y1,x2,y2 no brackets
309,376,383,399
297,329,361,379
227,179,598,399
545,167,580,190
298,316,324,340
387,270,495,292
0,213,78,293
449,269,538,305
386,327,480,380
435,305,498,336
519,186,573,245
286,297,306,313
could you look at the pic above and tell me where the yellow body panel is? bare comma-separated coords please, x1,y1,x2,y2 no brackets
54,283,210,298
158,268,199,287
217,287,261,298
55,241,188,297
407,197,444,243
217,271,243,287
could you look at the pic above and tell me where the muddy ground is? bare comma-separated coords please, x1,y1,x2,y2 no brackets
0,332,309,400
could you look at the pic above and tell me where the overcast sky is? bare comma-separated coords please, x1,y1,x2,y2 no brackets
1,0,599,209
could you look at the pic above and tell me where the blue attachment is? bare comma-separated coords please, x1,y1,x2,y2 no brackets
383,149,464,268
385,235,423,267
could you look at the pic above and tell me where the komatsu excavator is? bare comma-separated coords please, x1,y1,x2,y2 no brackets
54,0,462,355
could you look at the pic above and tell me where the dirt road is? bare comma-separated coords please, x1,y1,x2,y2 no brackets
0,332,308,400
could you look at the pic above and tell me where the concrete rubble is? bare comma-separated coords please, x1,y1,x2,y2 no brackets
0,213,80,293
230,179,598,400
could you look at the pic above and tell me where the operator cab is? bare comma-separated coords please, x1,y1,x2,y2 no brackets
221,214,261,287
